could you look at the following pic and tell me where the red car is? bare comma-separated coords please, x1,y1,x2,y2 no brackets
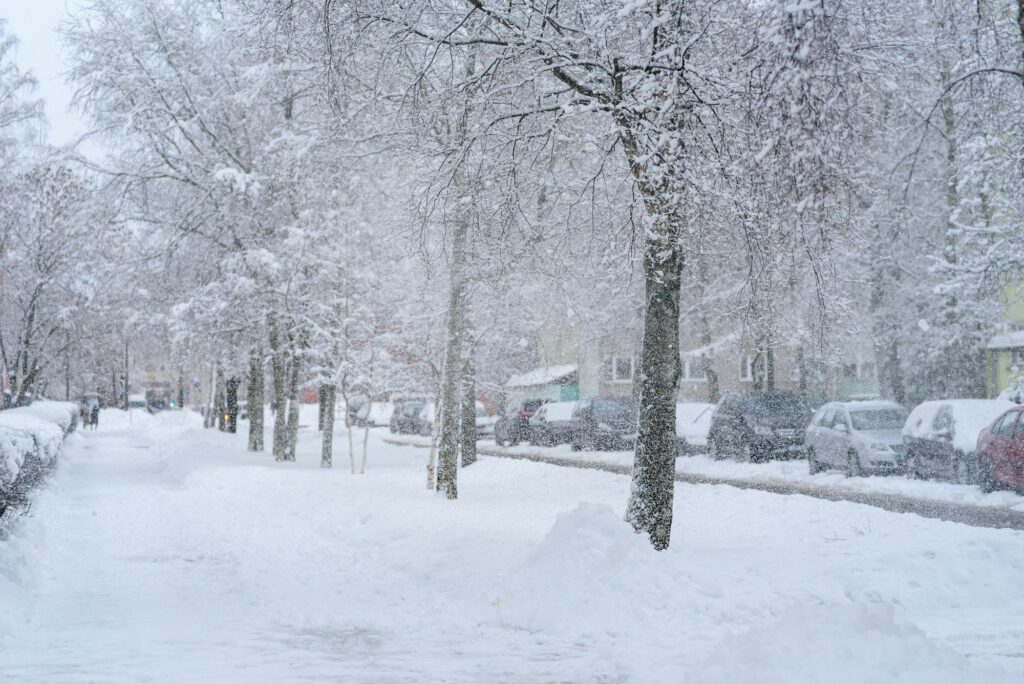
975,407,1024,492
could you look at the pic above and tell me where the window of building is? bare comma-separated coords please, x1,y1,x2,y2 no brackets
739,355,754,382
682,356,707,382
611,356,634,383
1010,349,1024,368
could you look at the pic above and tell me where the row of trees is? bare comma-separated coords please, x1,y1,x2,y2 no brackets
1,1,1021,550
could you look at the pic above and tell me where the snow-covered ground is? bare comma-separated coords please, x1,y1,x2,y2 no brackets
2,408,1023,682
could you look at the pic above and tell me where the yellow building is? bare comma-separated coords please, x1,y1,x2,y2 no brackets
986,284,1024,398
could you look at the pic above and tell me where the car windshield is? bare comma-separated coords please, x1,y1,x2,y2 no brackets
593,400,635,420
850,409,907,431
745,393,808,417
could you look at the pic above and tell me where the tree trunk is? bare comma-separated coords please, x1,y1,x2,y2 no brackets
459,350,477,467
339,379,356,474
204,365,218,428
360,395,372,474
247,347,265,452
436,218,468,499
269,315,288,461
625,217,684,551
321,384,335,468
318,385,327,432
426,388,442,489
214,366,226,431
284,354,300,461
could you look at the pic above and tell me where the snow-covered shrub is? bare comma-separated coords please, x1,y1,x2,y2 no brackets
0,402,78,514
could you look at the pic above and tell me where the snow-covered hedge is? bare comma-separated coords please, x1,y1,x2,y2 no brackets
0,402,78,509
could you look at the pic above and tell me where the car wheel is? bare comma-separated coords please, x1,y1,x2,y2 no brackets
741,441,755,463
977,455,996,493
953,451,973,485
846,450,862,477
710,438,724,461
807,447,822,474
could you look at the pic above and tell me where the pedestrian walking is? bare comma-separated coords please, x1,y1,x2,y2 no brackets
89,401,100,430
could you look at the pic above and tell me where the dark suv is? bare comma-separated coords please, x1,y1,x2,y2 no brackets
494,399,548,446
708,391,811,462
389,397,429,435
570,397,637,451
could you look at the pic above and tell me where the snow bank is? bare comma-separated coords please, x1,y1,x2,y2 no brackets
699,603,1009,684
0,402,78,492
492,503,695,635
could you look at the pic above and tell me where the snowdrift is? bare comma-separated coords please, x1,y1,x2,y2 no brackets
0,402,79,508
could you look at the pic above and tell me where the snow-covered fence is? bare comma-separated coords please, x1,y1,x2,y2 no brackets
0,402,79,516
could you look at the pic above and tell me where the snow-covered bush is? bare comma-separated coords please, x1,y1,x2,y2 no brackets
0,401,78,513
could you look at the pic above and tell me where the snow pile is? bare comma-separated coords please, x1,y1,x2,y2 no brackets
0,402,78,491
699,603,1012,684
491,503,693,635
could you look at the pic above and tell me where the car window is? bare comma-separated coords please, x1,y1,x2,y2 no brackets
819,407,835,429
996,410,1021,437
932,406,954,435
849,409,908,431
831,410,849,429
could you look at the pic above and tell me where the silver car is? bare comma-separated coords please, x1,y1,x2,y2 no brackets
805,401,908,476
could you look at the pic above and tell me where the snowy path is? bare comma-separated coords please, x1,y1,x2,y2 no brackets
2,411,1024,683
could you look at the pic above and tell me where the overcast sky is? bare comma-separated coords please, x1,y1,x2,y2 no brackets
3,0,87,146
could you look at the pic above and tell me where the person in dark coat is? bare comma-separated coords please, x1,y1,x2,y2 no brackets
89,402,100,430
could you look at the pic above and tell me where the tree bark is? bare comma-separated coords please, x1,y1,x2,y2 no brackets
284,354,300,461
214,366,226,431
625,216,684,551
247,347,265,452
459,349,477,467
339,378,356,474
436,217,468,499
268,314,289,461
321,384,335,468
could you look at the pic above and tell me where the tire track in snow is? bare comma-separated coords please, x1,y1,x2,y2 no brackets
383,438,1024,532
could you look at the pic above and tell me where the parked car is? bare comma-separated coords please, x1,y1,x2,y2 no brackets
417,401,496,439
390,397,429,434
570,397,637,451
494,399,548,446
356,402,395,428
708,391,811,462
528,401,579,446
805,400,908,476
975,406,1024,492
902,399,1016,483
675,402,715,456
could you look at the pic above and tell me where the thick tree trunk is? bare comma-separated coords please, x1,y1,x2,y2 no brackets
436,219,468,499
321,384,335,468
284,354,301,461
247,347,265,451
459,350,477,467
214,366,226,431
225,377,240,433
268,315,289,461
625,218,684,551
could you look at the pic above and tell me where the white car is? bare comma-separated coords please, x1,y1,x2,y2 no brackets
805,400,909,476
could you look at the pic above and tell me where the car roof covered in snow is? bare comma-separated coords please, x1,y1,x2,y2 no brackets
832,400,906,412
